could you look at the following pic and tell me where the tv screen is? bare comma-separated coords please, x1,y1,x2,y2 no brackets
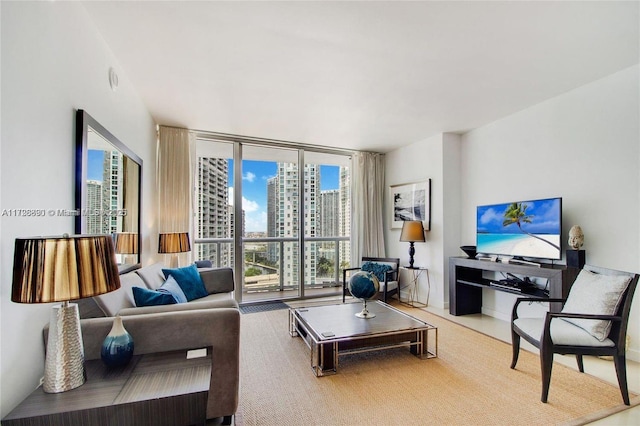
476,197,562,261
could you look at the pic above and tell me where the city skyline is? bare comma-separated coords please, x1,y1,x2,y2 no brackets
231,160,341,232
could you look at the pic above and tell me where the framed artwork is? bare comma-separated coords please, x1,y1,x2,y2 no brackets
389,179,431,230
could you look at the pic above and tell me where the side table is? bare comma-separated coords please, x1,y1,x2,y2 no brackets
399,266,430,307
2,348,212,426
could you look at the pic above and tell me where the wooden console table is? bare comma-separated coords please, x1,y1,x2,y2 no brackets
2,349,211,426
449,257,579,316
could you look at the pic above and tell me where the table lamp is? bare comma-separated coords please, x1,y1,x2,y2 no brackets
399,220,425,269
158,232,191,267
114,232,138,264
12,234,121,393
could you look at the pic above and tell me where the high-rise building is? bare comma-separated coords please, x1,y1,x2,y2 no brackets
86,180,103,234
196,157,230,266
339,165,351,265
98,150,124,234
267,162,318,286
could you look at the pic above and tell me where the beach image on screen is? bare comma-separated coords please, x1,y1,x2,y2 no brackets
476,198,561,259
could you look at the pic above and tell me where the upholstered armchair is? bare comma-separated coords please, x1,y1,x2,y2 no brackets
342,257,400,303
510,265,638,405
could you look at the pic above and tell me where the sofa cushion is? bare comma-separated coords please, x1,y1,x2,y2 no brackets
561,269,631,341
163,264,208,301
158,275,188,304
93,272,144,316
135,262,166,290
199,267,235,294
132,286,177,307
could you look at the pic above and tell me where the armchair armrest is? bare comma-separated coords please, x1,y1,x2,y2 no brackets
511,297,566,322
548,312,622,322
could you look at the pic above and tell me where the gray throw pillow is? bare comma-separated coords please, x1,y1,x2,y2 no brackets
561,269,631,341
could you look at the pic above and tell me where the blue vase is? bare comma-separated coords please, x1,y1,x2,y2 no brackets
101,316,134,367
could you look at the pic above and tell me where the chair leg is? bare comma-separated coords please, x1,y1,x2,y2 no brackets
540,346,554,403
613,354,630,405
510,330,520,369
575,355,584,373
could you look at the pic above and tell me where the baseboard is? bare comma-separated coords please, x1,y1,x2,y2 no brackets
627,347,639,363
481,306,511,322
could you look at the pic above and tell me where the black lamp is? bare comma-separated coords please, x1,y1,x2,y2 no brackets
399,221,425,268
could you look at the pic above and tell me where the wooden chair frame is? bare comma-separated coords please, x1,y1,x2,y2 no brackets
342,257,400,303
510,265,639,405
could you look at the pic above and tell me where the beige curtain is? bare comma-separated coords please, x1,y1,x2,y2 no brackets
157,127,194,259
350,151,386,265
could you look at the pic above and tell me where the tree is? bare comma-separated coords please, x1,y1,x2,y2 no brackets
502,203,560,251
245,267,262,277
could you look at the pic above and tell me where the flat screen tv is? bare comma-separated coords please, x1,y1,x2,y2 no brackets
476,197,562,261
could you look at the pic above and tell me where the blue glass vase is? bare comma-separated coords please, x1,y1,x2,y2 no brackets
101,316,134,367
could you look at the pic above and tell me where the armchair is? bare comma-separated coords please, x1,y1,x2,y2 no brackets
510,265,638,405
343,257,400,303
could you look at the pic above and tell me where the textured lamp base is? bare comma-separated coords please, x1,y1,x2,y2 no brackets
43,303,85,393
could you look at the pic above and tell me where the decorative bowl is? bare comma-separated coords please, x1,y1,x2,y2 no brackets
460,245,477,258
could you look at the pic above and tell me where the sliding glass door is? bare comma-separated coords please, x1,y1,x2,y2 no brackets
194,136,351,303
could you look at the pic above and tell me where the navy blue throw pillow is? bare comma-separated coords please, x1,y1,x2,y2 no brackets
162,264,208,301
132,286,177,307
361,262,393,282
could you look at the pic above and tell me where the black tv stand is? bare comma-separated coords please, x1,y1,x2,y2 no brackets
449,257,579,316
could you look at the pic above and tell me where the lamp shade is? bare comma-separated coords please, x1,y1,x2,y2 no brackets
158,232,191,254
114,232,139,255
12,234,121,304
399,221,426,243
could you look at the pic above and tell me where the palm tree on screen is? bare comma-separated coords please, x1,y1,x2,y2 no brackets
502,203,560,251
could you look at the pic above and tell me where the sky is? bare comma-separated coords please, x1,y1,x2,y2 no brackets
88,149,104,181
476,197,561,235
230,160,340,232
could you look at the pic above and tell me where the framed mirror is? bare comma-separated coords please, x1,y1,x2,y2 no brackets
75,109,142,271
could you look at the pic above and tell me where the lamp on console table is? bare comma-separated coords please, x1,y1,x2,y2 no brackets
114,232,138,264
158,232,191,267
12,234,121,393
400,220,426,269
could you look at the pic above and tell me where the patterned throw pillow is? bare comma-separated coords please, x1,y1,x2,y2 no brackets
561,269,631,341
361,262,393,282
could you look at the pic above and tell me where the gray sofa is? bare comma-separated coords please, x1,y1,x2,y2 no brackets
50,263,240,423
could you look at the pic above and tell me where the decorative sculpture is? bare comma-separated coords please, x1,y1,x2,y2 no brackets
568,225,584,250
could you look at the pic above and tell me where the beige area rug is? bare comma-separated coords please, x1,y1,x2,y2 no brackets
237,304,637,426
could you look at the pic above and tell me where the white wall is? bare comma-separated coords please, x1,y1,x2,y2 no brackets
1,2,156,416
385,65,639,360
460,66,639,358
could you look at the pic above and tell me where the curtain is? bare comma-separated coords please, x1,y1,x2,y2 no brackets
157,126,194,260
350,151,386,265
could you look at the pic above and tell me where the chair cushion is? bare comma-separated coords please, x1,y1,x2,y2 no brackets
561,269,631,341
380,280,398,292
514,317,614,347
361,262,394,282
162,264,209,301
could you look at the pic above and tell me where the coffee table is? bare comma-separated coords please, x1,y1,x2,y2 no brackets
289,301,437,376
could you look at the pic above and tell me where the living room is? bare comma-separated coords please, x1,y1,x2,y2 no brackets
1,1,639,424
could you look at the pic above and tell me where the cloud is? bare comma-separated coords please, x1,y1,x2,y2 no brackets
479,208,502,225
243,172,256,182
227,187,259,212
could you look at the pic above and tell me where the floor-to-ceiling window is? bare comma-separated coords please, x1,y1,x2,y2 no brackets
193,134,351,303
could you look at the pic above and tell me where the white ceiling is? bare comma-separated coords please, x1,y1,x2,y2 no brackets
82,1,639,153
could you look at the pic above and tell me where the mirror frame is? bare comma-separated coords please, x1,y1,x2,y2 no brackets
75,109,143,271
